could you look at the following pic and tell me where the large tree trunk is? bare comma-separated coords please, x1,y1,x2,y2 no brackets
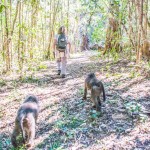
135,0,149,62
141,0,150,59
136,0,143,63
80,34,89,51
104,1,121,55
104,17,121,54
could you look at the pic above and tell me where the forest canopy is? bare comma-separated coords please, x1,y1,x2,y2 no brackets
0,0,150,73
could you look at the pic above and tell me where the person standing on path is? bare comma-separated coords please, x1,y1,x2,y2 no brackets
53,26,71,78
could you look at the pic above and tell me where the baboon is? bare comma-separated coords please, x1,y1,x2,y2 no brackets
83,73,106,111
11,94,40,148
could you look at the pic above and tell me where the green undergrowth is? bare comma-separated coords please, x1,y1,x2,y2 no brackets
125,101,148,122
0,79,6,87
20,75,39,84
37,99,103,149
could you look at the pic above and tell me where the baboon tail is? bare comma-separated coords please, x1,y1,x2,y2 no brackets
101,84,106,101
20,116,26,144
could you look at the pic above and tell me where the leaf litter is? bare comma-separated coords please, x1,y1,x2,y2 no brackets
0,51,150,150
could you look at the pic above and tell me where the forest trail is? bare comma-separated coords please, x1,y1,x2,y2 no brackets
0,51,150,150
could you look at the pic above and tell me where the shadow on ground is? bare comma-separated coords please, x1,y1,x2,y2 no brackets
0,51,150,150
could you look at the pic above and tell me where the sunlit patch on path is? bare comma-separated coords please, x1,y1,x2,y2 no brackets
0,51,150,150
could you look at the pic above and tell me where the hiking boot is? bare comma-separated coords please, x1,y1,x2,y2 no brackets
57,70,61,75
61,74,66,78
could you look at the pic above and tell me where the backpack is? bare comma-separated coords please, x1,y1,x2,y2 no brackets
57,34,67,52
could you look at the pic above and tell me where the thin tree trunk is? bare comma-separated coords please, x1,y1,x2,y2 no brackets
18,1,21,70
47,0,59,59
30,0,38,59
136,0,143,63
4,0,11,71
67,0,69,34
1,12,5,62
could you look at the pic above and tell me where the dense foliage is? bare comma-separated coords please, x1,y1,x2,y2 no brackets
0,0,149,73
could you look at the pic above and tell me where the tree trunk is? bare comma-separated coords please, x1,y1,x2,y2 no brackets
104,17,121,54
47,0,59,59
104,1,121,55
4,0,11,71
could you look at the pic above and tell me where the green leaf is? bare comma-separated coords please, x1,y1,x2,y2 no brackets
0,4,5,13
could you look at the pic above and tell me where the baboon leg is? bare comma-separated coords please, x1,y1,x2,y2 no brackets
95,99,101,111
97,96,101,107
97,96,101,111
83,84,87,100
91,90,101,111
91,90,96,106
11,127,20,147
26,122,35,148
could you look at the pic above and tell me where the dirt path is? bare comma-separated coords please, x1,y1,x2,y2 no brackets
0,51,150,150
